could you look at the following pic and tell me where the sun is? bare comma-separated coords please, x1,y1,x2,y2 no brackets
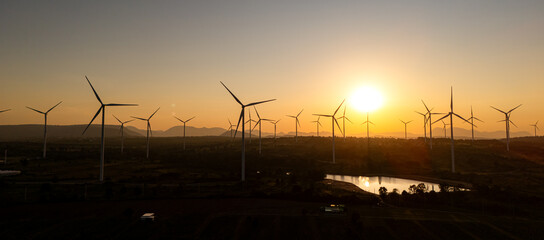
350,86,384,112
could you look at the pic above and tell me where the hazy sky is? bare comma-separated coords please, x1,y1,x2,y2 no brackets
1,1,544,136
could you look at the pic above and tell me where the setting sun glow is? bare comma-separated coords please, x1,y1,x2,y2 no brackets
350,86,384,112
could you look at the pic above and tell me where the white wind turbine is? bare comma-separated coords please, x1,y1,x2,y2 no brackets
399,119,412,139
433,87,471,173
26,101,62,159
132,107,160,159
221,81,275,181
112,115,134,154
490,104,522,152
287,109,303,142
82,76,138,182
313,100,344,163
174,115,195,150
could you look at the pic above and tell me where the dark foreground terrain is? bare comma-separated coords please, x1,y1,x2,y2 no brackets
1,136,544,239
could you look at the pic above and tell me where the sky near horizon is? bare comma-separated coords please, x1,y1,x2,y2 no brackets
1,1,544,136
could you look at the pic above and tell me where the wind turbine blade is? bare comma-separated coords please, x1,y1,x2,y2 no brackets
297,109,304,117
297,119,301,128
174,116,183,122
345,117,353,123
509,120,518,128
220,81,243,106
507,104,522,114
253,106,261,120
113,115,122,123
46,101,63,113
131,116,147,121
105,103,138,106
26,106,44,114
0,109,11,113
85,76,103,104
407,120,413,124
432,113,450,125
246,99,276,107
275,119,281,124
334,118,343,135
415,111,426,116
228,119,232,125
148,107,160,119
124,119,136,124
313,114,332,117
453,113,471,124
234,109,243,138
421,100,430,112
252,120,260,131
286,115,296,118
474,117,484,122
318,122,323,127
83,106,103,134
333,99,345,116
148,122,152,137
186,116,196,122
490,106,506,114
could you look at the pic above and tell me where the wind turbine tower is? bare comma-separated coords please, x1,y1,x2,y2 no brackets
467,106,483,143
112,115,134,154
530,121,539,137
400,119,412,139
311,116,322,137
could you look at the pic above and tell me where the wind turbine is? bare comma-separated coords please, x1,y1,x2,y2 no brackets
220,81,275,181
227,119,237,138
311,116,323,137
26,101,62,159
415,111,428,143
252,106,271,155
467,106,483,143
338,106,353,140
362,113,374,139
112,115,134,154
490,104,522,151
174,115,195,150
132,107,160,159
267,119,281,142
399,119,412,139
421,101,443,149
82,76,138,182
246,109,255,143
0,109,11,114
433,87,471,173
313,100,344,163
287,109,303,142
530,121,539,137
441,120,449,138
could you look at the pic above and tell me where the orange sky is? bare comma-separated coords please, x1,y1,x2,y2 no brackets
1,1,544,136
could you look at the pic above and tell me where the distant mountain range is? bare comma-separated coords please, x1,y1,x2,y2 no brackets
0,124,533,141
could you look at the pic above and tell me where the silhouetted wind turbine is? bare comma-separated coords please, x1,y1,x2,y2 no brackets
490,104,522,151
338,106,352,140
252,106,268,155
530,121,539,137
362,113,374,139
415,111,428,143
82,76,138,182
422,101,443,149
0,109,11,114
441,120,449,138
132,107,160,159
287,109,303,142
267,119,281,142
433,87,471,173
221,81,275,181
311,116,323,137
174,115,195,151
113,115,134,154
246,109,255,143
467,106,483,143
26,101,62,159
400,119,412,139
313,100,344,163
227,119,237,138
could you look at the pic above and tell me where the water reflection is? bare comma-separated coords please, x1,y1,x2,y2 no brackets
326,174,439,194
